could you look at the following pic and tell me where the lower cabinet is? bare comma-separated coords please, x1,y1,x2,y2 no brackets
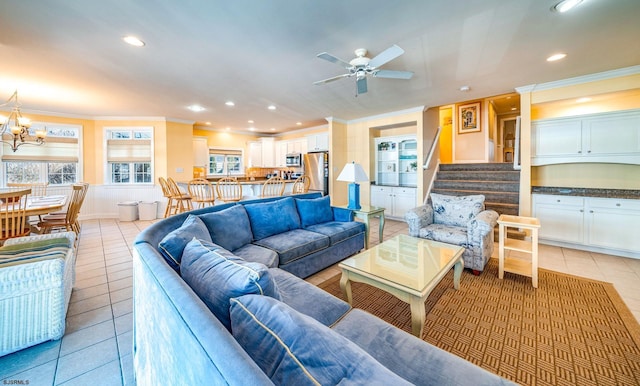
370,185,416,219
533,194,640,257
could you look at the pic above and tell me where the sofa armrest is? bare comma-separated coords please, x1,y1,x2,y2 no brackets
404,205,434,237
332,207,354,222
467,210,499,235
4,231,76,247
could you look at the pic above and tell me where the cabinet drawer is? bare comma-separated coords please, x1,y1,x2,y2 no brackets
393,187,416,194
587,197,640,211
533,194,583,206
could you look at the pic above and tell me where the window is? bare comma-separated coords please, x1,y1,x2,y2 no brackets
106,128,153,184
2,123,81,185
208,148,243,176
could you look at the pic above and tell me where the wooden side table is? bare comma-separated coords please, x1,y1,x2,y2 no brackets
497,214,541,288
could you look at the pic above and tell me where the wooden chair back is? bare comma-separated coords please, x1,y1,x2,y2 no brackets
0,188,31,244
292,175,311,194
166,177,192,213
188,179,216,209
37,183,89,235
216,177,242,202
158,177,176,218
261,176,285,197
7,182,48,196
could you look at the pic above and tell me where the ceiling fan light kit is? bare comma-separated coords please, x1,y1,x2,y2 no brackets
314,44,413,96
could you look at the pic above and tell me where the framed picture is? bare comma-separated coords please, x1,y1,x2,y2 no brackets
458,102,481,134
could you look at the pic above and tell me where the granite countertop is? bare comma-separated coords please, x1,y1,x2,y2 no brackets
532,186,640,200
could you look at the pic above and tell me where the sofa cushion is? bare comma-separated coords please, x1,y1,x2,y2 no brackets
232,243,278,268
305,221,365,245
180,238,281,331
199,205,253,251
229,295,412,386
294,195,334,227
430,193,485,227
244,197,301,240
252,229,330,265
269,268,351,326
158,215,212,271
419,224,468,246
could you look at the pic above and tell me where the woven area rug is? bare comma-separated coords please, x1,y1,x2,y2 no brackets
318,258,640,385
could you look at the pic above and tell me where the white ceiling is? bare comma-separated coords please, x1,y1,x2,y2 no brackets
0,0,639,135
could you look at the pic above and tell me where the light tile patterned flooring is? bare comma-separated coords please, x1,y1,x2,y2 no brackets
2,217,639,385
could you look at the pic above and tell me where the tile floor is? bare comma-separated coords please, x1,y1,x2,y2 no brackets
1,217,639,386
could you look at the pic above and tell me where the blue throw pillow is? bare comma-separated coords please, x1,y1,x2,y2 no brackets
230,295,412,386
294,195,334,227
180,238,281,331
198,205,253,251
244,197,301,240
158,215,212,271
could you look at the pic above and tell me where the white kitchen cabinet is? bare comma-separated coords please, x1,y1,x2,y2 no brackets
532,109,640,165
248,138,275,167
192,137,209,167
533,194,640,257
287,139,307,154
370,185,416,219
306,132,329,152
275,141,288,167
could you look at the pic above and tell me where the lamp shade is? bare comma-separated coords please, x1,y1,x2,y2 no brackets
336,162,369,183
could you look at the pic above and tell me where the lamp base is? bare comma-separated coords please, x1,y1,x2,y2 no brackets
346,182,361,210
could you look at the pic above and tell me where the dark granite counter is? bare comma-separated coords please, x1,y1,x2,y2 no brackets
532,186,640,200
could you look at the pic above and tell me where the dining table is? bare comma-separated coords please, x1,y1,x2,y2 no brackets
24,195,67,217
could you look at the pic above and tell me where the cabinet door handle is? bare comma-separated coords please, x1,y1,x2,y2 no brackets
589,210,594,213
578,150,582,154
616,203,621,207
580,209,584,212
556,199,561,203
587,150,591,153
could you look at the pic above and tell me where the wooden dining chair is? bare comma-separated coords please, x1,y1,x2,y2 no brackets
216,177,243,203
166,177,192,214
187,179,216,209
261,176,285,198
7,182,48,197
37,183,89,235
292,175,311,194
0,188,31,245
158,177,178,218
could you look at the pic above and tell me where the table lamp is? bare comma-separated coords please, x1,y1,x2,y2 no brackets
337,161,369,210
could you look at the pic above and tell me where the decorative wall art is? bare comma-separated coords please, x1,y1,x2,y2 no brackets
458,102,481,134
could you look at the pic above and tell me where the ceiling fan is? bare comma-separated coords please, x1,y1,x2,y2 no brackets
313,44,413,95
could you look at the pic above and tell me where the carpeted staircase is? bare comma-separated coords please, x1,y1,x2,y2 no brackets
431,162,520,216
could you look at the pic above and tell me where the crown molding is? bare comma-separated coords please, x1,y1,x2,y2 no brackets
346,105,425,124
517,65,640,94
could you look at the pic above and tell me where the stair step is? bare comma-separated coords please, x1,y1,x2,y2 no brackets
439,162,517,172
437,170,520,181
434,180,520,192
485,202,519,216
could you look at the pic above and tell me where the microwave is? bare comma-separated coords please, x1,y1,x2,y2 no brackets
285,153,302,167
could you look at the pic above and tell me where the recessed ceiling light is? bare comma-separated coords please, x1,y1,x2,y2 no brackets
248,120,254,124
552,0,582,13
187,105,205,112
225,127,230,131
268,105,276,111
459,86,470,92
546,53,567,62
270,128,276,131
205,122,211,125
576,97,592,103
249,127,255,132
123,36,145,47
225,101,235,107
296,122,302,126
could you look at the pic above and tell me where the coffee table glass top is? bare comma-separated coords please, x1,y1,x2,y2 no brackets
339,234,464,293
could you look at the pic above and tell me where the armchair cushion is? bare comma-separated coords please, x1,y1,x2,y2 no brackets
430,193,485,227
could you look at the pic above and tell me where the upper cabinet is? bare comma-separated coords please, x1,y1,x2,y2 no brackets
532,109,640,165
193,137,209,167
248,137,276,168
306,132,329,152
374,135,417,187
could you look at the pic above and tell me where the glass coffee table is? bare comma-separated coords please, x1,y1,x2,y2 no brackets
339,234,464,338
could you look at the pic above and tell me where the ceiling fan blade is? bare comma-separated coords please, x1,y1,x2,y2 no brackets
368,44,404,69
373,70,414,79
356,77,368,94
313,73,351,85
317,52,352,69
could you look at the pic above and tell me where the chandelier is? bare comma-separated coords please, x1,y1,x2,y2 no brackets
0,90,46,152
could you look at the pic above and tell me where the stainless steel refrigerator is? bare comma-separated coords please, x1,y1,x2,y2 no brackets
303,151,329,196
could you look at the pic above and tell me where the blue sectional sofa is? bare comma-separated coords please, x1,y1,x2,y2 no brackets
133,193,514,385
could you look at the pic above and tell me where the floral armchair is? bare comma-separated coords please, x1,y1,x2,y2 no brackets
404,193,498,274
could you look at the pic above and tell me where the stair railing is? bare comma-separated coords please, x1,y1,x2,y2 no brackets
422,126,441,170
